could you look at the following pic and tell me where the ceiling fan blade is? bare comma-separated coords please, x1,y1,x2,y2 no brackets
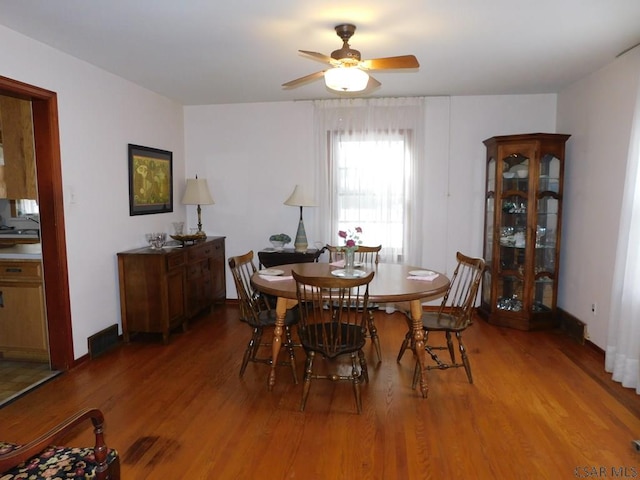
282,70,325,88
360,55,420,70
299,50,335,65
367,75,382,89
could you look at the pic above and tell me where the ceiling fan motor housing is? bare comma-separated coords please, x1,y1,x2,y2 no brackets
283,22,418,90
332,24,361,63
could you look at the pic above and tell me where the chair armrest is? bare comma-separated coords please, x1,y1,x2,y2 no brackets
0,407,109,475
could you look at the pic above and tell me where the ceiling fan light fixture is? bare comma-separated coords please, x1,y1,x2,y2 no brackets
324,67,369,92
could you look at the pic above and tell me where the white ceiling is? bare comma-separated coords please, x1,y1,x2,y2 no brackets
0,0,639,106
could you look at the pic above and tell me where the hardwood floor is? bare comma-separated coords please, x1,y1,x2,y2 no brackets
1,304,638,479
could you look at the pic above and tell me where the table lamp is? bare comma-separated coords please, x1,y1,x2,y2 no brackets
284,185,316,252
182,175,214,236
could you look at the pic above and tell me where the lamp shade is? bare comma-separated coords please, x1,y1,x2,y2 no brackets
324,67,369,92
284,185,316,207
182,178,214,205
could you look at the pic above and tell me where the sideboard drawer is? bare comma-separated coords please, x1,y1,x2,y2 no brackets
166,250,186,270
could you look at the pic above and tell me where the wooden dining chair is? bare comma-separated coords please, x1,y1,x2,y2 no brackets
396,252,485,386
325,244,383,363
325,244,381,266
292,269,375,414
228,251,299,383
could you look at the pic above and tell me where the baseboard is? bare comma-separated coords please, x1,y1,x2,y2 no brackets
557,308,586,345
88,324,120,359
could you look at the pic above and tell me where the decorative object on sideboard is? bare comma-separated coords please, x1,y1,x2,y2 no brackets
182,175,214,236
145,232,166,249
284,185,316,252
170,233,204,245
269,233,291,250
170,221,202,245
172,222,184,235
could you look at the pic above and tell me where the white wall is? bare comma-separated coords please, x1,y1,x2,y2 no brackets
184,101,317,261
446,95,558,272
185,94,558,298
0,25,187,358
11,19,622,358
557,47,640,348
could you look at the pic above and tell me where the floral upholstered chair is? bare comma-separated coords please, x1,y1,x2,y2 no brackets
0,408,120,480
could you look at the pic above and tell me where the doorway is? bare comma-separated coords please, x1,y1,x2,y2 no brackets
0,76,74,373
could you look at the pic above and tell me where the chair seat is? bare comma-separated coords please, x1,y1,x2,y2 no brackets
300,322,366,359
0,441,119,480
421,312,467,332
242,306,299,328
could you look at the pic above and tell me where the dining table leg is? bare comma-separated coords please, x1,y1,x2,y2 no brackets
268,296,288,391
409,299,429,398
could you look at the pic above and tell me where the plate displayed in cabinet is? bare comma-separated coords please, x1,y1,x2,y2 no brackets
509,165,528,177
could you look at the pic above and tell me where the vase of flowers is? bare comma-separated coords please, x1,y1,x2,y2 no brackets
344,248,356,274
338,227,362,275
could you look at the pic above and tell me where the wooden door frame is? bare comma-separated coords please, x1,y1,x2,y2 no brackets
0,75,73,370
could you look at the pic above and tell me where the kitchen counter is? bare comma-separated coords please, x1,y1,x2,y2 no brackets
0,243,42,259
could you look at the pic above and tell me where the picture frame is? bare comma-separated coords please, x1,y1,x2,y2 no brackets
128,144,173,216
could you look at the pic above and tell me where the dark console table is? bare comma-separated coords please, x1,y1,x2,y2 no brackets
258,248,324,268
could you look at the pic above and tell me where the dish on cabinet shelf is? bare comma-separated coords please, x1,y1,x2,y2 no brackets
509,164,528,176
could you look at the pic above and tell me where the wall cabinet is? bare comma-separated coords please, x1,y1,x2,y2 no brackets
118,236,226,343
479,133,570,330
0,96,38,199
0,259,48,361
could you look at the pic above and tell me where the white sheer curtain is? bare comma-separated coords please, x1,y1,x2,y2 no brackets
605,83,640,394
312,97,425,264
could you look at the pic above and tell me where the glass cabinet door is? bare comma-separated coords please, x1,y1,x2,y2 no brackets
534,154,561,312
482,157,495,307
497,153,529,313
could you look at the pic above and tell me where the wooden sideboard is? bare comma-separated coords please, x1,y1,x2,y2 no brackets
117,236,226,343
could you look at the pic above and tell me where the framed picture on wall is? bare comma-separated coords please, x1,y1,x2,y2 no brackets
128,144,173,216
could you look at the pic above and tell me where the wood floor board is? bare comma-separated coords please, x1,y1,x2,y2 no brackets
1,305,639,479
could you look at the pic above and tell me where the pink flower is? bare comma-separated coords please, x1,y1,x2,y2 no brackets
338,227,362,249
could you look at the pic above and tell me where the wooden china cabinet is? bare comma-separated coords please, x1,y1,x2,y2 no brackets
478,133,570,330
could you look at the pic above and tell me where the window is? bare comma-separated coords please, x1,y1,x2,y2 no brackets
9,199,39,218
331,131,411,262
15,199,39,217
314,97,425,265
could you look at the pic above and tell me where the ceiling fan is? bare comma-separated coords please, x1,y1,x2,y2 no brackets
282,24,420,92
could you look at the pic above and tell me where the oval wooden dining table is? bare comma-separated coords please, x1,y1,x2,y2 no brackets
251,262,450,398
